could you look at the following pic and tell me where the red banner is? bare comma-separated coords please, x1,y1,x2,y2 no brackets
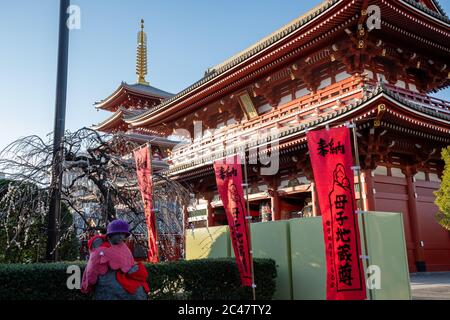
214,155,253,287
307,127,366,300
134,146,159,263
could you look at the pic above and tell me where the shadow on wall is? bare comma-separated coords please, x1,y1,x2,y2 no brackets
186,225,230,260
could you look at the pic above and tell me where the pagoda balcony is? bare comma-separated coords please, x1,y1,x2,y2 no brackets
168,76,450,171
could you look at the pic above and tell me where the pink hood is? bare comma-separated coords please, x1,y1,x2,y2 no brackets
81,242,135,294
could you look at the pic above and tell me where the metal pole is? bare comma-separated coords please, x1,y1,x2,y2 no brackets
46,0,70,261
182,204,187,260
351,124,373,300
310,181,317,217
242,153,256,300
149,144,161,262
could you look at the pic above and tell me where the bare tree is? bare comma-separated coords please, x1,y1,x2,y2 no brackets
0,127,190,261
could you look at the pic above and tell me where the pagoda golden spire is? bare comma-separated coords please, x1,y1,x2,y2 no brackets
136,19,149,85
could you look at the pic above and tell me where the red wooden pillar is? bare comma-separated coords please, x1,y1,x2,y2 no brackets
404,166,427,272
304,168,321,217
271,190,281,220
265,177,281,221
362,169,376,211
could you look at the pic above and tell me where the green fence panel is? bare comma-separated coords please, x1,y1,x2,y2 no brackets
186,225,230,260
290,217,326,300
289,213,411,300
361,212,412,300
250,221,293,300
185,211,411,300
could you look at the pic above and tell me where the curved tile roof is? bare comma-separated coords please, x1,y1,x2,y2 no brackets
402,0,449,22
122,83,174,99
94,82,174,109
92,107,146,130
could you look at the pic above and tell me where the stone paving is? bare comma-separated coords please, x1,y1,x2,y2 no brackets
410,272,450,300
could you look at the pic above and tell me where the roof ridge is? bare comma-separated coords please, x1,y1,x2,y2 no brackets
123,82,174,98
91,108,123,129
402,0,450,23
430,0,448,17
210,0,337,72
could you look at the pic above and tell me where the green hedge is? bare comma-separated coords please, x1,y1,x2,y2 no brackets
0,258,276,300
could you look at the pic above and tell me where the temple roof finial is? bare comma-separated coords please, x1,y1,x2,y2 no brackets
136,18,149,86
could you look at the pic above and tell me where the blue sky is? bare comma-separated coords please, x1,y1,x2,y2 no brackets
0,0,449,151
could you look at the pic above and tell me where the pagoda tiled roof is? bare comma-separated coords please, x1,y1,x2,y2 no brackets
122,83,174,99
92,107,146,130
122,108,146,120
94,82,174,110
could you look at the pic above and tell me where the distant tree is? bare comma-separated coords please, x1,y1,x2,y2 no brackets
435,146,450,231
58,203,80,261
0,179,47,263
0,179,79,263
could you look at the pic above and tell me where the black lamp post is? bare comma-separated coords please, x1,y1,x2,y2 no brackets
46,0,70,261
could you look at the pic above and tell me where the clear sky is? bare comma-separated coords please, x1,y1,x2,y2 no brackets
0,0,449,151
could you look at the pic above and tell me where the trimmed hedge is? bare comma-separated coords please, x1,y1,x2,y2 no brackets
0,258,276,300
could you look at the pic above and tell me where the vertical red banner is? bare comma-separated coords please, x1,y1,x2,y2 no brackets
307,127,366,300
134,146,159,263
214,155,253,287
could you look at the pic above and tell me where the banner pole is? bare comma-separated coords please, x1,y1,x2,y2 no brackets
350,124,373,300
148,144,160,262
242,152,256,300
